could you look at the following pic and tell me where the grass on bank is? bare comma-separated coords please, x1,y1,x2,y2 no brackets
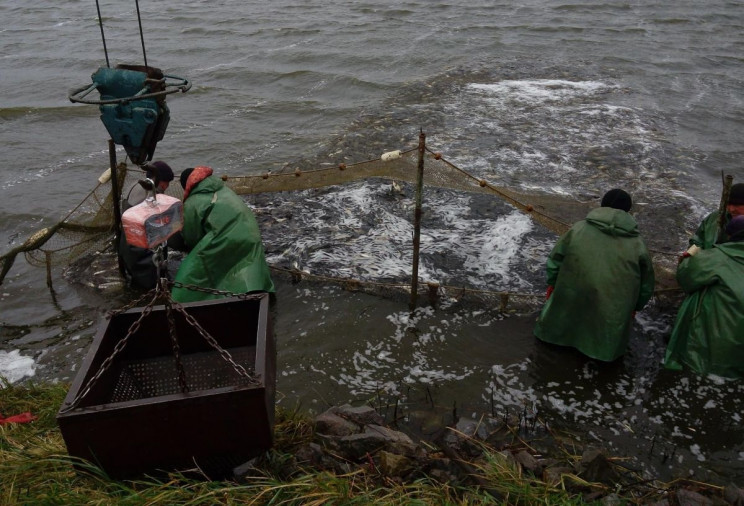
0,380,694,505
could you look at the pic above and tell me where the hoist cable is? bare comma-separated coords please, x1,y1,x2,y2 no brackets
94,0,110,68
135,0,149,69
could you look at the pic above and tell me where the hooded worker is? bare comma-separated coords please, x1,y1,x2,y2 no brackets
533,189,656,362
119,161,175,289
689,182,744,249
171,166,275,302
664,215,744,378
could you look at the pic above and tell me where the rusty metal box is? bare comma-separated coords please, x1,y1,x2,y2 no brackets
57,294,275,479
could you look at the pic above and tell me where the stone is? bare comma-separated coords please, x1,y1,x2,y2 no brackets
543,466,574,487
578,451,620,486
335,404,384,426
335,431,386,460
366,424,417,456
429,468,458,485
407,409,446,436
676,489,713,506
724,483,744,506
232,457,260,481
334,424,415,460
514,450,540,474
580,447,605,467
294,442,324,466
601,493,623,505
494,450,518,469
442,421,487,457
315,411,359,436
377,450,413,477
454,417,490,441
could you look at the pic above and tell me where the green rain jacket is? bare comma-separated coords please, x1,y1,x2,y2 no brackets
534,207,655,361
172,172,275,302
664,240,744,378
689,211,731,249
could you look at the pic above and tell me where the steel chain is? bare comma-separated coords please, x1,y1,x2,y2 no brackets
168,298,261,386
59,285,164,413
165,297,189,393
167,280,263,384
60,280,264,413
171,280,266,301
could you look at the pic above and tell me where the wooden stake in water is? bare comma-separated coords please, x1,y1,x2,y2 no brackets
717,173,734,243
410,130,425,310
108,139,125,277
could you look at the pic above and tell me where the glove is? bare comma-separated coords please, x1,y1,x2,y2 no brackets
0,412,37,425
546,285,554,300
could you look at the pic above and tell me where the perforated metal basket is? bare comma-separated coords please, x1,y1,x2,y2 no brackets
57,294,275,479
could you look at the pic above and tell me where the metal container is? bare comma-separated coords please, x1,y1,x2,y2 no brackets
57,294,275,479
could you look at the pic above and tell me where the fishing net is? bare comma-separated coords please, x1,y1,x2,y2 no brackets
225,146,581,234
0,164,180,284
0,139,680,311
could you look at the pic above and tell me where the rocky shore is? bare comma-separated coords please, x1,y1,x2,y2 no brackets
236,404,744,505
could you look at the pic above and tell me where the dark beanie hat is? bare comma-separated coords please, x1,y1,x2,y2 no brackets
180,168,195,189
145,161,174,182
726,215,744,240
601,188,632,212
728,183,744,205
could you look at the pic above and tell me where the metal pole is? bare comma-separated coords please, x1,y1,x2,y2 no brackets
410,129,425,310
108,140,125,276
135,0,149,69
94,0,110,68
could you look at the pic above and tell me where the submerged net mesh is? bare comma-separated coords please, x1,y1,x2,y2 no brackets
0,141,680,310
225,147,581,235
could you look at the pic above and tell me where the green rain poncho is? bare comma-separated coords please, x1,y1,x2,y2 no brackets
663,241,744,378
172,168,275,302
534,207,655,361
689,211,731,249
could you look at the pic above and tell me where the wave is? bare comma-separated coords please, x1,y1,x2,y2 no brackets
0,105,97,121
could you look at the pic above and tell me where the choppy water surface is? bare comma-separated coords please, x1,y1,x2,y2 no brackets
1,0,743,483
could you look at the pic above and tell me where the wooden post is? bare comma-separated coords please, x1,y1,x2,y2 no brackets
426,281,440,307
717,173,734,243
45,251,53,289
410,130,425,311
108,140,125,276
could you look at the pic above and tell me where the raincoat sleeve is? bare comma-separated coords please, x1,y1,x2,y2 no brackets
182,194,209,250
676,248,723,294
689,212,720,249
545,230,571,286
636,244,655,310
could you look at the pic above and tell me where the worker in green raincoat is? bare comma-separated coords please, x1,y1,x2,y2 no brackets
689,183,744,249
664,216,744,378
534,189,655,362
171,166,275,302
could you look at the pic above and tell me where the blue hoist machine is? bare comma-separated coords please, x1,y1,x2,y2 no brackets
68,0,191,274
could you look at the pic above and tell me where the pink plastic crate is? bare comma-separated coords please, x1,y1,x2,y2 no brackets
122,194,183,248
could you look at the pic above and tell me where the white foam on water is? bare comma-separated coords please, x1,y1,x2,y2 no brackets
319,305,477,396
690,444,706,462
0,350,36,385
435,78,676,206
468,79,616,106
475,347,744,476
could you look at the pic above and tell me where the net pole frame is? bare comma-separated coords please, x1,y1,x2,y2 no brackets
108,140,125,277
410,129,426,310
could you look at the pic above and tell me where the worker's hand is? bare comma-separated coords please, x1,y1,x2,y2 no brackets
678,252,691,264
632,311,637,319
546,285,554,300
